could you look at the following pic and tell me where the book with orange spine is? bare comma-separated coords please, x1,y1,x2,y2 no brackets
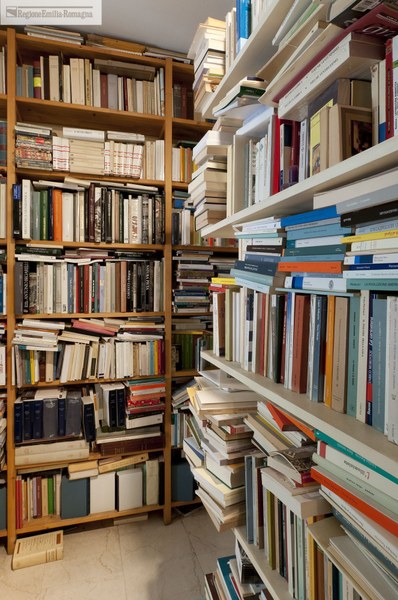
278,261,342,274
52,188,62,242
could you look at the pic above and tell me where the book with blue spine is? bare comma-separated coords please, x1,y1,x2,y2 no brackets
281,205,338,228
217,554,240,600
236,0,251,54
234,259,278,276
280,254,345,262
346,279,398,291
286,223,351,240
348,262,398,271
372,297,387,433
312,295,327,403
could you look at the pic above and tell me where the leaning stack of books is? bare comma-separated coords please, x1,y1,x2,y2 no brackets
187,17,226,119
172,250,213,314
186,372,259,532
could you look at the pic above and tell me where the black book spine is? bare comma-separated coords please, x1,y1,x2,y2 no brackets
14,402,23,444
88,182,95,243
105,190,112,243
13,183,22,239
22,261,30,313
340,199,398,226
100,188,106,242
48,187,54,240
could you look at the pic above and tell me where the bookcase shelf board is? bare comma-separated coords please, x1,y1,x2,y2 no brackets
172,117,213,137
201,136,398,238
15,33,167,68
17,373,165,389
234,527,292,600
200,0,295,120
172,245,238,253
0,529,7,538
172,369,198,378
201,350,398,480
15,98,166,137
171,497,201,509
16,240,165,251
15,168,166,189
17,504,162,535
17,312,165,319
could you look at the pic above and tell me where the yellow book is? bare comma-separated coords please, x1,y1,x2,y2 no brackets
324,295,335,407
342,228,398,243
211,277,236,284
154,340,159,375
12,531,63,570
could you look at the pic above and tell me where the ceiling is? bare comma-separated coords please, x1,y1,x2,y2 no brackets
71,0,233,54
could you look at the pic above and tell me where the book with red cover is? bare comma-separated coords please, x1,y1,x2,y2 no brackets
278,261,343,274
292,294,310,394
274,3,398,103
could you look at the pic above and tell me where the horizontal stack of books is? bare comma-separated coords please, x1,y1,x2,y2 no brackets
188,17,226,120
15,123,52,170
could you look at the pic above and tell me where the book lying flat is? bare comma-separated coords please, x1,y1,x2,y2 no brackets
12,531,63,570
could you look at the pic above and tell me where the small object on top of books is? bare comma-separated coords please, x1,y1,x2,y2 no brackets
12,530,63,570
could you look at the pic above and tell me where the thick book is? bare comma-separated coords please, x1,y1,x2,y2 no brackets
12,531,63,570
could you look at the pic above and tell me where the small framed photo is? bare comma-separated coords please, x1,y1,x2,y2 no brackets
328,105,372,167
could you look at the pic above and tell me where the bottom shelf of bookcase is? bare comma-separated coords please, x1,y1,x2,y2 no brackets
171,497,201,509
17,504,163,535
0,528,7,537
201,351,398,480
234,527,292,600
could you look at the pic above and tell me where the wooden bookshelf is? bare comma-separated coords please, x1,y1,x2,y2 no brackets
1,26,212,553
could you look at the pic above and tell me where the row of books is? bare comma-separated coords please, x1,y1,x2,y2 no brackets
17,56,165,116
171,332,212,372
172,82,194,119
13,180,165,244
15,455,161,527
0,121,6,169
15,123,166,179
13,335,165,388
14,252,164,315
206,546,266,600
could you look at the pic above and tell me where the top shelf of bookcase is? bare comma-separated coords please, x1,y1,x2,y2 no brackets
200,0,293,120
201,136,398,238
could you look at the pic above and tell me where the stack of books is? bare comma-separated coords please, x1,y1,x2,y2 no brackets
15,123,52,170
95,425,163,457
124,377,166,432
185,372,260,531
190,130,234,230
172,82,194,119
171,190,194,245
187,17,226,119
24,25,84,45
213,77,267,120
172,250,213,314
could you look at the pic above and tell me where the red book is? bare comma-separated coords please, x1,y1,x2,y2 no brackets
33,60,42,99
291,294,310,394
311,464,398,537
274,3,398,103
272,114,281,195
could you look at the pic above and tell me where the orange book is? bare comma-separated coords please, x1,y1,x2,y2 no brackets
324,295,335,407
268,403,316,441
311,465,398,537
52,188,62,241
278,261,342,274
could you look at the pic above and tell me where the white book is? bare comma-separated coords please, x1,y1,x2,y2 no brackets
22,179,32,239
277,33,384,120
90,472,116,513
351,237,398,252
61,192,74,241
63,127,105,142
356,291,369,423
298,118,308,182
284,276,347,293
116,468,143,510
145,458,159,505
343,269,398,279
62,64,71,103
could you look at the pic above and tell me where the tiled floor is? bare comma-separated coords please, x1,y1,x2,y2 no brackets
0,507,234,600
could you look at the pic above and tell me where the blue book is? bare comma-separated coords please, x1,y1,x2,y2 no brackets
61,476,90,519
286,223,350,240
32,399,43,439
312,295,327,403
314,429,398,485
372,297,387,433
217,555,240,600
16,66,22,96
230,268,276,286
281,205,338,228
366,293,377,426
236,0,251,53
234,259,278,276
280,254,344,262
58,394,66,436
14,400,23,444
23,400,33,441
245,252,280,264
346,296,360,417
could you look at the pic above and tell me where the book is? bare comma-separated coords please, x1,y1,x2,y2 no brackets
12,530,63,570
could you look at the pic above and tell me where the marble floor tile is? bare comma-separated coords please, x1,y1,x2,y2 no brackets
0,508,232,600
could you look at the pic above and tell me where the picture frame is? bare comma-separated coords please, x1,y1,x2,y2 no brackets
328,104,372,167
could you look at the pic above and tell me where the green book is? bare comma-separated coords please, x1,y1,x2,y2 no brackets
346,296,360,417
47,476,54,515
346,279,398,291
39,189,48,240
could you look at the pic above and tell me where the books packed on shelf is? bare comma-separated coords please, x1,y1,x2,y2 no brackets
13,179,165,244
15,124,169,180
12,318,165,387
23,25,84,45
172,140,195,183
14,249,164,315
14,453,161,527
172,82,194,119
16,54,165,116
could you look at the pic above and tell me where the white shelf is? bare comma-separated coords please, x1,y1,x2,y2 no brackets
201,136,398,238
201,0,294,120
201,351,398,481
234,526,293,600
